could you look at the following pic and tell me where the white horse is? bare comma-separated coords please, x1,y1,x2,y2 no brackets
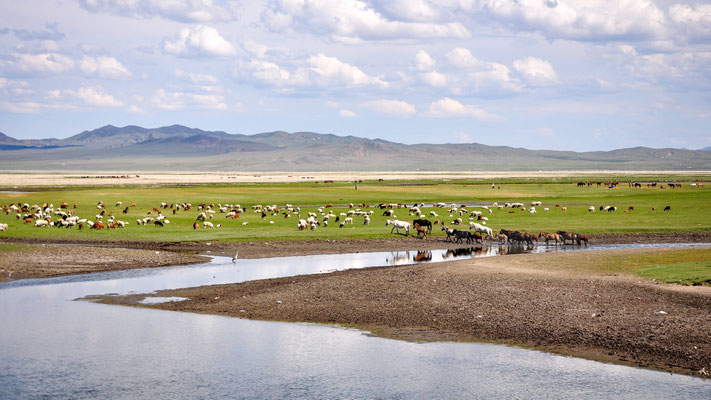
386,219,410,236
470,222,493,238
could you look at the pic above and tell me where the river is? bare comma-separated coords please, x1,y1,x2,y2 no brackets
1,244,709,398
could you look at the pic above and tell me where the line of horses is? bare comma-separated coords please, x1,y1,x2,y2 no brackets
387,217,588,246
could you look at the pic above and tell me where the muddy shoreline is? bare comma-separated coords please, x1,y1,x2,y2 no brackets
2,231,711,261
2,233,710,377
100,247,711,378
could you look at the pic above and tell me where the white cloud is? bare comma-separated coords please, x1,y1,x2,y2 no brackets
360,99,416,116
445,47,484,69
668,4,711,42
415,50,436,71
513,57,558,85
78,0,240,23
419,48,522,94
4,52,75,75
308,53,387,88
67,86,123,107
373,0,443,22
424,97,497,120
152,88,227,110
339,109,357,117
79,56,132,79
462,0,668,42
162,26,236,57
0,101,43,114
174,69,219,85
420,71,447,87
262,0,469,41
238,53,386,90
128,105,145,114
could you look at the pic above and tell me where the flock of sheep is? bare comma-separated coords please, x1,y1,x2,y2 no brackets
2,197,673,247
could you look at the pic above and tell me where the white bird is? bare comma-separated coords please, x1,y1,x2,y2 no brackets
232,251,239,263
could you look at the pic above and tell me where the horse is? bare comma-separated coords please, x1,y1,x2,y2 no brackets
442,224,455,242
386,219,410,236
412,218,433,233
414,223,428,239
538,232,562,245
557,231,581,245
452,229,473,244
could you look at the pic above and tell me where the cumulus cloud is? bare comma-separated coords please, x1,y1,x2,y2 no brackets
616,44,711,84
2,52,75,75
416,48,522,95
424,97,497,120
668,4,711,42
262,0,469,41
339,109,357,117
414,50,436,71
308,53,387,87
458,0,668,42
72,86,123,107
78,0,240,23
360,99,416,116
152,88,227,110
162,25,236,57
79,56,132,79
513,57,558,85
237,52,386,90
0,101,43,113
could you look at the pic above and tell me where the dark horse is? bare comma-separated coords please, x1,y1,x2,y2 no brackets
412,218,433,233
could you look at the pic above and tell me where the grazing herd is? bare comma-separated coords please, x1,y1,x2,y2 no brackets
0,193,681,249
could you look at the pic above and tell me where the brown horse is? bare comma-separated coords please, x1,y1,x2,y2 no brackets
538,232,562,245
414,223,428,239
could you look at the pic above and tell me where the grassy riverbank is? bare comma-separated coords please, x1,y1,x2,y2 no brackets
1,179,709,243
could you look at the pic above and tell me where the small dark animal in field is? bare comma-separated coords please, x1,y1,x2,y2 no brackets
193,222,199,230
627,206,634,211
92,221,105,230
664,206,671,211
154,220,164,227
123,207,129,214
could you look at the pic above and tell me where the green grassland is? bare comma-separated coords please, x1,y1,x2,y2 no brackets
0,180,709,243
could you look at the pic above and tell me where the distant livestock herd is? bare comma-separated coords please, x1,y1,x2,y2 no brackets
0,195,681,247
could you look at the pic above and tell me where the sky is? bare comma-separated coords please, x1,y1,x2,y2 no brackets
0,0,710,151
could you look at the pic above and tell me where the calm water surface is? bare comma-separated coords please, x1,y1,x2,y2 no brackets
1,243,710,399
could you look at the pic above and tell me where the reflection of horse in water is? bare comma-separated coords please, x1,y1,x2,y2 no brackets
443,246,484,259
386,251,411,264
414,250,432,262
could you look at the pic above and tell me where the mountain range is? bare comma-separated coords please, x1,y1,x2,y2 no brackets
1,124,709,171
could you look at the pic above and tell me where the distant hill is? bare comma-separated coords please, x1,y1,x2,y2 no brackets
701,146,711,151
0,124,709,171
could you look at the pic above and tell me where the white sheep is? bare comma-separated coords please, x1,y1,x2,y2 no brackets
588,206,595,212
203,221,214,228
0,223,8,231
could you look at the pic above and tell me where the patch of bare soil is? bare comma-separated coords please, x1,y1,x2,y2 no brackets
0,244,208,282
102,248,711,378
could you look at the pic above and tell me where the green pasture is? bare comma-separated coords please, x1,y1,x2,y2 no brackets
0,180,709,243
